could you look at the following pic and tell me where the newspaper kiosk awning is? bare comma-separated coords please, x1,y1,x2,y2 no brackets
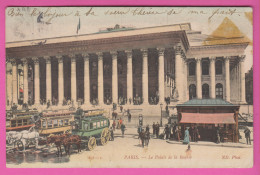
180,113,235,124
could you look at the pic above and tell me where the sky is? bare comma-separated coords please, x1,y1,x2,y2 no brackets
5,7,253,71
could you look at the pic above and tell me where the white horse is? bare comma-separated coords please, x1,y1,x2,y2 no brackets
6,130,39,151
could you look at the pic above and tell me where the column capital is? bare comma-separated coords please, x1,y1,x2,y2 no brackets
96,52,103,59
21,58,28,64
69,54,76,62
10,58,17,65
81,53,90,60
110,51,118,58
195,57,202,63
174,45,183,55
140,49,148,57
224,56,231,62
209,57,216,62
157,48,165,56
56,55,63,63
44,56,52,63
32,57,39,64
125,50,133,57
238,55,246,62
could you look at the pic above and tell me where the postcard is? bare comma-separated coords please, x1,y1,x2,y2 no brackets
5,6,254,168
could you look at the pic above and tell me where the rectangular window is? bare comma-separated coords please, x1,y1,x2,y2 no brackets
11,120,16,127
17,120,22,126
64,119,69,126
84,123,88,130
100,121,103,127
53,120,58,127
90,123,93,129
93,122,97,129
48,120,52,128
23,119,28,125
59,120,63,126
104,120,107,126
97,122,100,128
42,120,46,128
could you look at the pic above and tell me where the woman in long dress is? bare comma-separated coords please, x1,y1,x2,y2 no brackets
183,127,190,144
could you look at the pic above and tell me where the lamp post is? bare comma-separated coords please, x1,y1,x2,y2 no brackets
160,103,163,127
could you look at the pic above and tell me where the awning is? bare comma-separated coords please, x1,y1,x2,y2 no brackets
180,113,235,124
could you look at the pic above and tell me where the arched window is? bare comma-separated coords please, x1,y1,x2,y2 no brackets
189,61,196,76
216,83,223,99
202,84,209,99
189,84,196,100
202,60,209,75
215,60,223,75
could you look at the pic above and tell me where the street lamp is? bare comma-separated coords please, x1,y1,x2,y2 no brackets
160,103,163,127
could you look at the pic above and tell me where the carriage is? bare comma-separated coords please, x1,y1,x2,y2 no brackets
38,110,75,136
71,109,111,151
6,110,39,132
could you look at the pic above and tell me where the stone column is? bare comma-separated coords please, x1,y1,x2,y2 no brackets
183,59,188,101
57,56,64,105
97,52,104,105
6,61,13,105
225,57,231,101
33,57,40,105
70,55,77,104
11,59,18,104
141,49,149,104
82,53,90,105
21,59,29,104
126,50,133,104
111,51,118,104
45,56,52,103
158,48,165,104
196,58,202,99
239,55,246,103
175,46,184,102
209,57,216,99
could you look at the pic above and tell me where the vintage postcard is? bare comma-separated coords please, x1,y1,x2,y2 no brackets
5,7,253,168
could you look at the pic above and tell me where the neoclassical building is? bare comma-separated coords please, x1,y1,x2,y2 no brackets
6,22,248,107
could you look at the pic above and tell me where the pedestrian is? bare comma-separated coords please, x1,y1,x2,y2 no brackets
189,126,194,142
183,127,190,144
164,124,170,140
194,126,199,142
146,125,150,132
152,122,156,136
216,127,220,144
109,127,114,141
121,123,126,137
156,122,160,138
112,120,116,131
120,105,123,113
128,112,132,122
244,127,251,145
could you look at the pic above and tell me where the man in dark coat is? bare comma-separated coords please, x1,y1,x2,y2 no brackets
164,124,170,140
152,122,156,136
194,126,199,142
156,122,160,138
244,127,251,145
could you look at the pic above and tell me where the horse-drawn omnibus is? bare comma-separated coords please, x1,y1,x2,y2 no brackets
71,108,110,151
6,110,39,131
38,110,75,136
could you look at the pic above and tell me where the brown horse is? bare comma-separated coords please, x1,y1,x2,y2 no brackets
47,134,67,156
62,135,81,156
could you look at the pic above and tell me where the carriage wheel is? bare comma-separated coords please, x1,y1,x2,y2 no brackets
17,140,24,151
100,136,109,146
101,128,109,138
88,137,96,151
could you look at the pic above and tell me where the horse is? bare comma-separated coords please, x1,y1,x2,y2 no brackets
6,130,39,151
46,134,67,156
62,135,81,156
